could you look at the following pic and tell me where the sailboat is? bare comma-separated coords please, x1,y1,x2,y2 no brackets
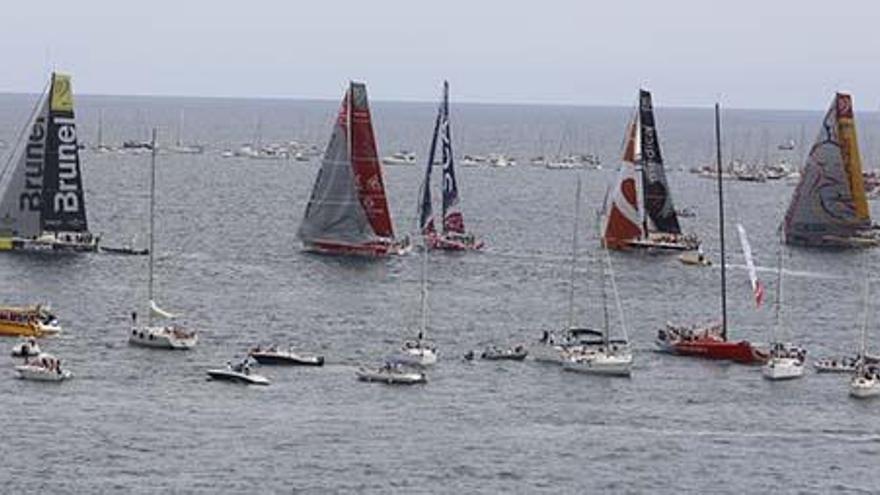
759,239,806,380
0,72,98,252
783,93,879,248
93,109,113,153
418,81,484,251
390,237,437,366
849,277,880,398
655,103,767,364
601,89,699,252
168,110,204,154
562,178,633,376
128,129,197,350
298,82,410,257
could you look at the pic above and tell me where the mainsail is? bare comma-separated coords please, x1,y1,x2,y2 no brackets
783,93,870,246
638,89,680,235
0,73,89,239
298,82,395,246
419,81,465,236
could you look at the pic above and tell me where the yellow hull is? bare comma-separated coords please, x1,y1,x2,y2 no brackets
0,321,46,337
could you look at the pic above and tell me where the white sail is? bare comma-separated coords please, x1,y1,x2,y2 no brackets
149,300,178,319
736,224,764,308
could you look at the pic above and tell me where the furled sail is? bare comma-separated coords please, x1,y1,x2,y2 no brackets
349,82,395,240
298,85,377,245
638,89,681,235
0,73,89,239
783,93,871,246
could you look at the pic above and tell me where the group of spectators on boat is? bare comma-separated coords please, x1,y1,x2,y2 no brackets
657,321,722,343
769,343,807,362
24,354,65,375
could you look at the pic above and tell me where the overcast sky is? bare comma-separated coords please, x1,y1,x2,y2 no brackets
1,1,878,110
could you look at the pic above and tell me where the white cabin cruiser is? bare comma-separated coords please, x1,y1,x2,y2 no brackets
391,339,437,367
356,362,427,385
11,338,41,357
563,345,633,377
15,353,72,382
382,151,416,166
762,343,806,380
248,345,325,366
207,360,270,385
849,366,880,399
129,323,198,350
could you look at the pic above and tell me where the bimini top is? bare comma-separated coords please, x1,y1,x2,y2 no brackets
783,93,870,247
0,73,90,239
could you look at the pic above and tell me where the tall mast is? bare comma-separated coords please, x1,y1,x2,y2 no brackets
98,109,104,148
566,176,583,330
773,244,784,342
148,128,157,327
715,103,728,341
601,238,610,348
420,240,429,338
860,273,871,361
635,107,649,237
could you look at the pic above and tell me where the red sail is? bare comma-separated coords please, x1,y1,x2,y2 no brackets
348,82,395,239
602,166,643,249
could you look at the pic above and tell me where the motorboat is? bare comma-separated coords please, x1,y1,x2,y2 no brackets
356,363,427,385
563,346,633,377
391,340,437,367
129,324,198,350
248,346,325,366
481,345,528,361
656,324,767,364
382,151,416,166
814,356,862,373
679,250,711,266
850,366,880,398
15,353,72,382
763,356,805,380
11,338,41,357
207,360,270,385
0,305,61,337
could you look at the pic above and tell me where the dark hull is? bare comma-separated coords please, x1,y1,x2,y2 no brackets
250,353,324,366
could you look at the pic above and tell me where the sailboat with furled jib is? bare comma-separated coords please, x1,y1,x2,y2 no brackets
418,81,483,251
601,89,699,252
298,82,410,257
783,92,879,248
0,72,98,252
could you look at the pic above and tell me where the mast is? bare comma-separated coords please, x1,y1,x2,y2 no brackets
98,109,104,149
600,236,610,348
716,102,728,341
148,128,157,327
566,176,583,330
420,240,429,338
773,244,784,342
177,110,184,148
860,267,870,361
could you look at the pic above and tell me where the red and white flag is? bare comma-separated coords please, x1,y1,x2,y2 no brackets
737,224,764,308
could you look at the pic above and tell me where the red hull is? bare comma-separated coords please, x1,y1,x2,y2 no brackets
425,233,484,252
663,335,767,364
303,240,408,257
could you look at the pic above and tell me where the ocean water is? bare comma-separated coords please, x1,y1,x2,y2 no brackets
1,93,879,493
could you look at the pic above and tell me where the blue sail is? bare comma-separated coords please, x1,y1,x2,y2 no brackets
439,81,464,234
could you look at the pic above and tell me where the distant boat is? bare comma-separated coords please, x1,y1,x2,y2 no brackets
777,139,796,151
128,130,198,350
297,82,410,257
0,72,98,252
417,81,484,252
93,109,114,153
601,89,699,252
382,150,416,165
782,93,879,248
850,277,880,398
0,305,61,337
389,237,437,366
655,103,766,364
168,110,204,154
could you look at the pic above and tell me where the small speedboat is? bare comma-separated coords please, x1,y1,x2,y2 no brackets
679,251,711,266
850,367,880,398
15,354,72,382
11,338,41,357
100,245,149,256
356,363,427,385
481,345,528,361
814,356,861,373
391,340,437,367
249,346,324,366
207,360,270,385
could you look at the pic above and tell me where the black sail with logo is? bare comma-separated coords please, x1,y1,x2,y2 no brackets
638,89,680,234
41,73,89,233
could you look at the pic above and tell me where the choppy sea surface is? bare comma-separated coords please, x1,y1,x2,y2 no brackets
1,93,879,493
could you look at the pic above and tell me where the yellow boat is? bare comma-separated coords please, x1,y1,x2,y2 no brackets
0,305,62,337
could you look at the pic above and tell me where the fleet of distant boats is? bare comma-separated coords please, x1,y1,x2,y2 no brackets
1,73,879,397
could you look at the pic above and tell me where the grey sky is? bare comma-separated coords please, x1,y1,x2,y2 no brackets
1,1,878,110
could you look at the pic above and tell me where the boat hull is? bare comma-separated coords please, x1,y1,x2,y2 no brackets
302,239,411,257
392,347,437,367
15,365,72,382
250,352,324,366
425,233,484,252
850,376,880,398
207,369,270,385
129,326,198,350
657,336,767,364
563,353,632,376
762,358,805,380
356,367,426,385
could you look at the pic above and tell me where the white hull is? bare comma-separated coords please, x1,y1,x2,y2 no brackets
529,343,567,364
762,358,805,380
392,346,437,366
356,367,426,385
15,365,72,382
207,368,270,385
563,351,632,376
850,376,880,398
129,326,198,350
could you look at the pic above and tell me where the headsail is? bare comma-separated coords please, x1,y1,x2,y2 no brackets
601,163,643,249
638,89,681,235
783,93,870,246
298,86,376,245
736,224,764,308
0,88,50,238
349,82,395,240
